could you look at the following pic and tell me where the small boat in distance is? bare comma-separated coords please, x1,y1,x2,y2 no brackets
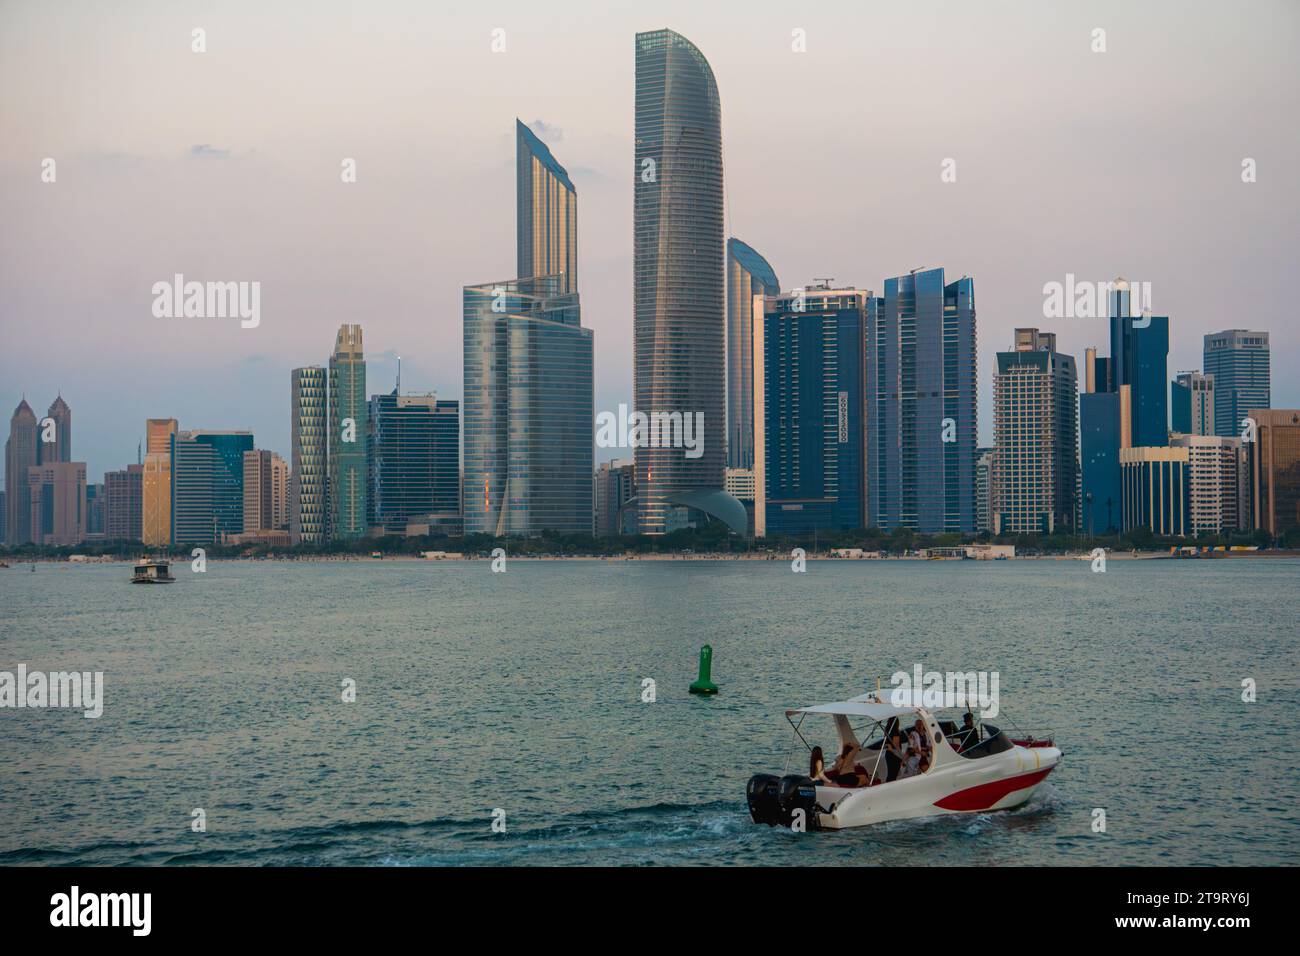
131,558,175,584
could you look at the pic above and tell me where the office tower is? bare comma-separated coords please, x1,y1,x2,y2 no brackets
516,119,577,295
244,449,288,534
975,448,994,534
726,238,780,469
1204,330,1271,439
1080,391,1123,535
595,459,636,537
170,432,217,544
1083,347,1114,396
185,431,254,537
866,267,976,533
104,464,143,541
1170,434,1245,536
1108,279,1169,447
142,418,177,546
85,481,105,538
367,390,461,535
1171,371,1214,437
463,118,594,537
633,29,742,535
329,325,367,540
291,367,329,544
464,276,593,535
26,461,87,545
1248,409,1300,539
5,399,39,544
991,329,1078,534
40,394,71,464
1120,446,1189,536
757,285,869,535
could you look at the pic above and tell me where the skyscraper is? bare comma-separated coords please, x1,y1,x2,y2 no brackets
1248,409,1300,539
975,447,994,533
1204,330,1271,439
1120,446,1189,537
104,463,143,541
594,459,636,537
757,285,869,535
244,449,289,534
190,431,254,537
290,366,329,544
142,418,177,547
1170,433,1245,536
329,324,367,540
170,432,216,544
5,399,38,545
41,394,71,464
726,238,780,470
1171,371,1214,437
633,29,742,535
367,390,461,535
463,276,593,535
517,119,577,295
1108,281,1169,447
26,460,87,545
1080,390,1123,535
866,267,977,533
991,329,1078,534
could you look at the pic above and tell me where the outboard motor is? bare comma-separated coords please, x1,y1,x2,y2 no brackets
777,774,820,831
746,774,782,826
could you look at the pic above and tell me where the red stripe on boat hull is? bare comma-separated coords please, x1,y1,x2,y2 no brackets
933,767,1053,812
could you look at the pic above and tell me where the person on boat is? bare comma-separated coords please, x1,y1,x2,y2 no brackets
908,718,930,757
826,744,870,787
884,730,908,782
899,746,922,779
809,746,836,786
917,754,931,775
956,713,979,751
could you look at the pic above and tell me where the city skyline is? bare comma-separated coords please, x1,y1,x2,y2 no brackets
4,1,1298,485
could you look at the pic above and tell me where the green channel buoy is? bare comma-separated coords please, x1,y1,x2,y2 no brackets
689,644,718,695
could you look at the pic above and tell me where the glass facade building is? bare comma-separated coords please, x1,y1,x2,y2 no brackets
169,432,217,544
1080,391,1123,534
290,366,329,544
463,276,593,536
1171,370,1214,437
1120,446,1190,537
867,268,977,533
329,325,367,540
190,431,254,537
1204,330,1270,439
104,463,143,541
516,119,577,296
367,390,461,535
634,29,740,535
726,238,780,470
759,287,868,535
1109,289,1169,448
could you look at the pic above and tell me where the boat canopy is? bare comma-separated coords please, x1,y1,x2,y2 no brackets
786,697,920,721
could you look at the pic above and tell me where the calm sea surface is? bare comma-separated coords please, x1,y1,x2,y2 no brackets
1,558,1296,866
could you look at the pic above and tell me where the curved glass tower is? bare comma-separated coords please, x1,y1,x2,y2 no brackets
517,119,577,296
634,29,741,535
726,238,780,470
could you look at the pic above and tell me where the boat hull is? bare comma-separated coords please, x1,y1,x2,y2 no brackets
815,744,1061,829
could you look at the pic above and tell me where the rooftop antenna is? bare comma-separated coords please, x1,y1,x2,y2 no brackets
813,277,835,290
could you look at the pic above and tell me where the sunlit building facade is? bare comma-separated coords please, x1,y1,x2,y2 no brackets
1248,409,1300,539
516,119,577,296
726,238,780,470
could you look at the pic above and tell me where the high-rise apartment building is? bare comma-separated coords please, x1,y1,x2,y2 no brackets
594,460,636,537
104,463,143,541
1204,330,1271,439
756,286,870,535
26,461,86,545
866,267,977,533
633,29,741,535
1170,433,1245,536
991,329,1078,534
244,449,289,534
726,238,780,470
290,367,329,544
329,325,367,540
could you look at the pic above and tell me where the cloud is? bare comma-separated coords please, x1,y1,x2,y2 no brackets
525,120,563,144
189,144,231,159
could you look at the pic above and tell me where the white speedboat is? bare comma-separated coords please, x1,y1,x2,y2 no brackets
747,690,1061,830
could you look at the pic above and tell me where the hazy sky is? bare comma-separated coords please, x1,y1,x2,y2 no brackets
3,0,1298,482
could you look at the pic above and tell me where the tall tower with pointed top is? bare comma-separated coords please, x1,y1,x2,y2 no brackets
41,395,71,464
5,399,39,544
